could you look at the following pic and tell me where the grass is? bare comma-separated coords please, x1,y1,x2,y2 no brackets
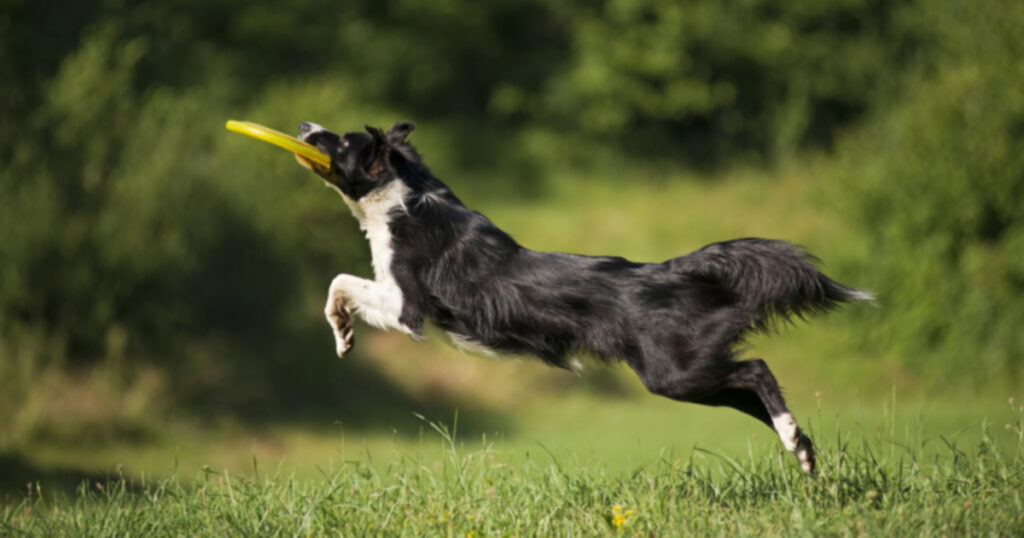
3,400,1023,536
10,361,1017,489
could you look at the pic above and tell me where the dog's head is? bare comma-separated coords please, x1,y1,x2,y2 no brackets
298,121,416,200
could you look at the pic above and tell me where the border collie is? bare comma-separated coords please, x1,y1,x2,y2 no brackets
297,120,872,475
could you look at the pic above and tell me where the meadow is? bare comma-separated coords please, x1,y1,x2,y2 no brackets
3,398,1022,535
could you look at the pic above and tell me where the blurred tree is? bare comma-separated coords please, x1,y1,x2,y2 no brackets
500,0,915,162
835,0,1024,387
2,0,920,165
1,0,1018,440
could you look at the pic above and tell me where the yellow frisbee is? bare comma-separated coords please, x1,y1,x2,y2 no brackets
225,120,331,171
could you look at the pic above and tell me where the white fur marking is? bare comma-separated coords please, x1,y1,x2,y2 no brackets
327,180,414,336
848,289,877,303
360,181,409,284
772,412,800,453
446,332,499,358
415,189,448,206
797,448,814,474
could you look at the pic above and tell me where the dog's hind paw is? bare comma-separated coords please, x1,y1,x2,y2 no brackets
795,433,816,475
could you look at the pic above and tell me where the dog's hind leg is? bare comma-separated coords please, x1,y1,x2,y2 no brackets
707,359,816,475
636,356,816,475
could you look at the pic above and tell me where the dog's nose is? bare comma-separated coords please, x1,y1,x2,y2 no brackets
298,122,326,142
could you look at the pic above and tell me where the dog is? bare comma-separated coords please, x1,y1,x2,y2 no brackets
296,120,872,475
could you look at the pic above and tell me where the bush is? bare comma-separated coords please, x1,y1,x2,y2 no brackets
513,0,911,162
832,0,1024,388
0,26,379,437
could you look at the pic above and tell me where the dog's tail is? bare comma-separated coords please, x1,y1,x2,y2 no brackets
672,238,873,332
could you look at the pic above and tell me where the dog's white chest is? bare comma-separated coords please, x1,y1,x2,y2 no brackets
353,181,408,283
333,181,411,332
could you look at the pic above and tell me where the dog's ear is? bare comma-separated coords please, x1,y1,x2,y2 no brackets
365,125,386,145
363,126,391,176
386,121,415,145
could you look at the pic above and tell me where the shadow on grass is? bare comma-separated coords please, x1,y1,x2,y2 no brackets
0,453,120,502
260,349,515,439
181,322,516,440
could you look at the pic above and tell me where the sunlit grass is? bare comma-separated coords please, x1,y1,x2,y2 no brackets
4,401,1022,536
11,389,1021,493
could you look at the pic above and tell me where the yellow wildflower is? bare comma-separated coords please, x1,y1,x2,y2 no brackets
610,504,636,529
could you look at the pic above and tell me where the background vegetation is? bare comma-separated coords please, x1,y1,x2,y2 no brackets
1,0,1022,521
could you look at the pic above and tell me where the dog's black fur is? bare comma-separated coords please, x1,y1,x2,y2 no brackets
298,120,872,474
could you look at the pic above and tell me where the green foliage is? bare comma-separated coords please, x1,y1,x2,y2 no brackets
516,0,911,161
0,22,383,437
1,0,1022,445
226,0,912,162
833,0,1024,387
4,0,916,161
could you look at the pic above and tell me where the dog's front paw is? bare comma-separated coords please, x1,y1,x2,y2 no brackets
326,296,356,358
334,323,355,358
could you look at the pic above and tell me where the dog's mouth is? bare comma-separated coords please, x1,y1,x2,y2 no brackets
294,154,316,170
295,153,333,177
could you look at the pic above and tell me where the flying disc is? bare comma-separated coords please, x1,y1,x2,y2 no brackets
225,120,331,171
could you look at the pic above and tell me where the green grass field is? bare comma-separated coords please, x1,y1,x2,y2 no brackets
3,398,1022,536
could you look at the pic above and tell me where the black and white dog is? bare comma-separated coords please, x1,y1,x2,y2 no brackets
297,120,872,475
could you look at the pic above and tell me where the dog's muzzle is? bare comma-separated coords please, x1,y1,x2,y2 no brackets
296,122,331,174
298,122,325,142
